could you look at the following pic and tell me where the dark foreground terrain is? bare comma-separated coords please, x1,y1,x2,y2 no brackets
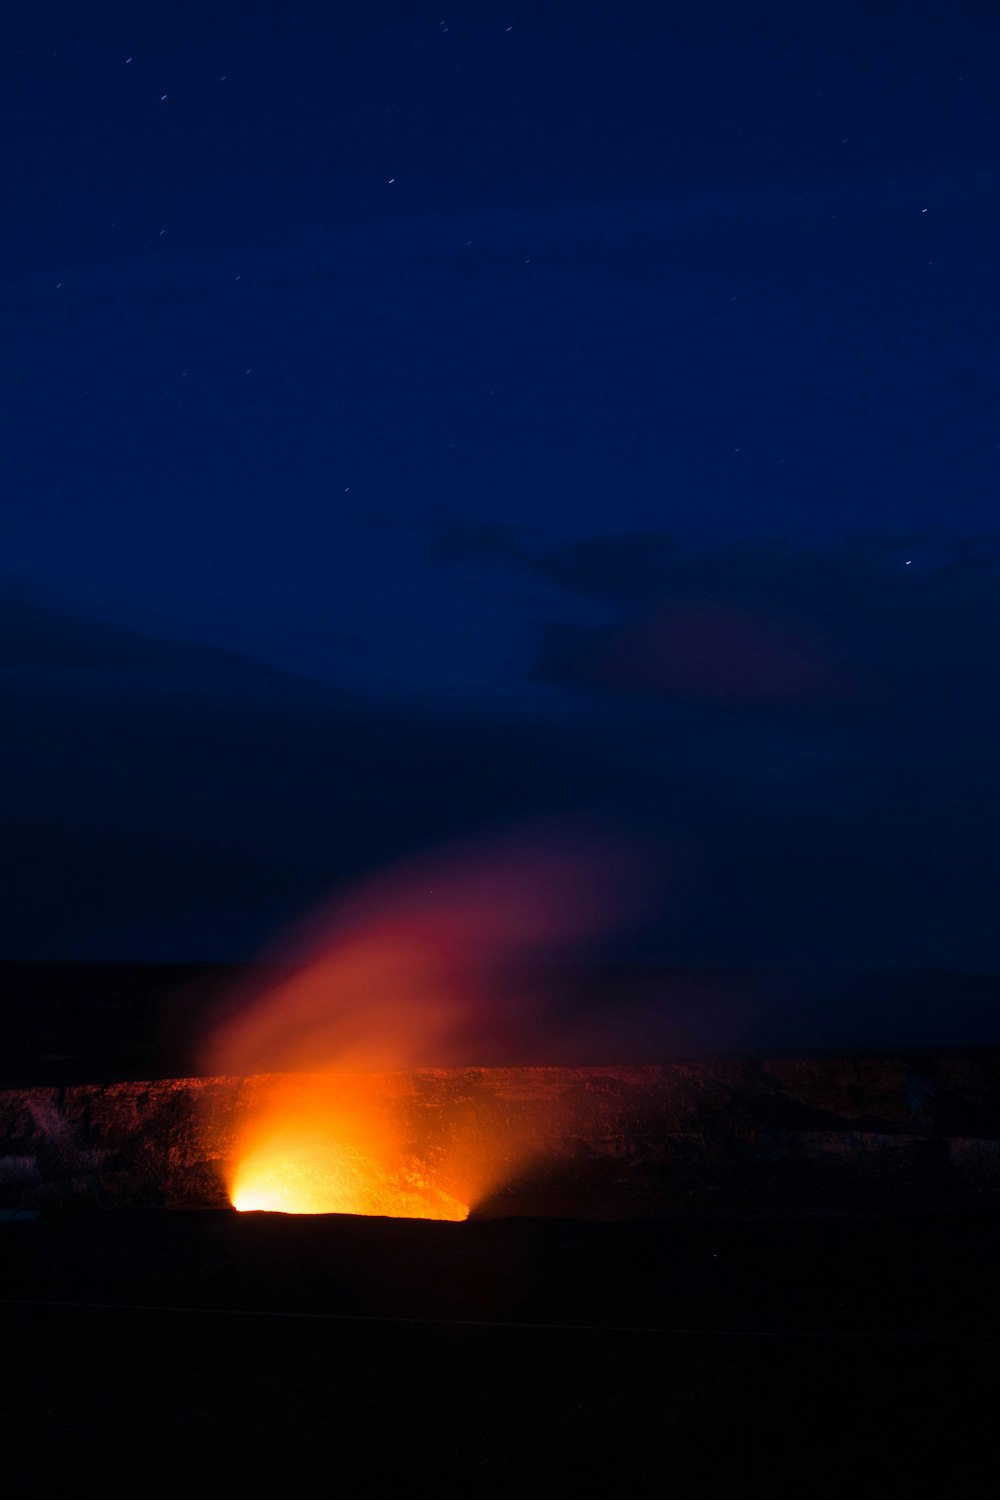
3,962,999,1494
4,1201,999,1497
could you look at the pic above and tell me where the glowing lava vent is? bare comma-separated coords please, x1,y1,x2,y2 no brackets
230,1122,467,1220
208,824,649,1219
227,1084,468,1220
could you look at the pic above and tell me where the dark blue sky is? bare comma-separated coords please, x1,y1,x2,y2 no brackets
3,1,999,969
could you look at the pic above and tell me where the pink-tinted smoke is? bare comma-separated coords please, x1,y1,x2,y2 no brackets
203,821,653,1077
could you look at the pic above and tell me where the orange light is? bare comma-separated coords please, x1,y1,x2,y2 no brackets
227,1079,468,1220
207,826,651,1218
230,1130,467,1219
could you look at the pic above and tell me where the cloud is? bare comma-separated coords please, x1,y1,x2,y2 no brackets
0,583,355,708
3,559,1000,973
355,507,537,571
534,602,834,704
0,586,662,959
519,532,1000,742
425,519,534,568
533,532,682,601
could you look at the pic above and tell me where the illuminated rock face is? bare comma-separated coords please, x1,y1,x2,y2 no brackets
1,1055,999,1216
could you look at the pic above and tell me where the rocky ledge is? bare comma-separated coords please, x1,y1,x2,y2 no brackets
2,1052,999,1217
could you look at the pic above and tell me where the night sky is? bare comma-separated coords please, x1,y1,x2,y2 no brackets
3,2,999,973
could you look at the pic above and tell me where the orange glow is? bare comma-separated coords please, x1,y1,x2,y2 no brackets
230,1127,467,1219
225,1075,470,1219
208,825,650,1218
